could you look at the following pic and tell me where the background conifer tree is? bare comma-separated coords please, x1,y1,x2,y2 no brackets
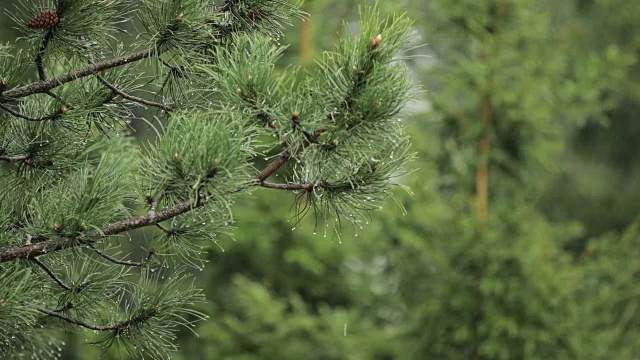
0,1,416,358
172,1,640,359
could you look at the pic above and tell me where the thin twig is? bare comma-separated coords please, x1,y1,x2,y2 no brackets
0,103,59,122
34,305,159,331
156,223,176,235
88,243,153,267
30,258,71,290
96,75,174,112
150,192,164,213
35,33,71,105
147,192,165,224
52,302,74,313
81,40,173,112
35,31,53,81
35,32,71,106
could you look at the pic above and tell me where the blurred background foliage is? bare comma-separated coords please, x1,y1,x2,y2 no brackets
3,0,640,358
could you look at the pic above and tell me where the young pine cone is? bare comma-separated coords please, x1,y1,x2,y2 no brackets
27,10,60,29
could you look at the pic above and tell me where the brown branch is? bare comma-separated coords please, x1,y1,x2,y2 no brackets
0,152,31,163
31,257,71,290
253,126,324,184
254,151,290,181
34,305,159,331
261,181,314,191
93,196,201,237
1,49,157,100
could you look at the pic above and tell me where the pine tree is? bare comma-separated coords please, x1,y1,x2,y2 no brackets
361,0,621,358
0,1,415,358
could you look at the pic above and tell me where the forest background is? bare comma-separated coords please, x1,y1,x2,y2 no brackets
1,0,640,359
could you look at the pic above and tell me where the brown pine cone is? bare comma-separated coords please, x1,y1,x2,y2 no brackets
27,10,60,29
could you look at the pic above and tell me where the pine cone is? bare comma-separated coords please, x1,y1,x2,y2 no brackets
27,10,60,29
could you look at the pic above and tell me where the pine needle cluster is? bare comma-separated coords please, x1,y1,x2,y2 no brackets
0,0,416,358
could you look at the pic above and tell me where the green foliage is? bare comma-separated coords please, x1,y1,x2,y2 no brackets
577,220,640,357
202,33,290,129
221,0,307,40
140,110,256,203
94,270,207,359
0,264,61,359
171,1,640,360
293,8,416,233
379,180,584,359
10,0,128,54
182,189,407,360
0,1,416,359
27,148,137,236
200,8,417,235
0,43,31,90
1,0,638,359
137,0,215,58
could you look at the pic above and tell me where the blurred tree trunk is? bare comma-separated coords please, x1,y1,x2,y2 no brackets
300,0,314,66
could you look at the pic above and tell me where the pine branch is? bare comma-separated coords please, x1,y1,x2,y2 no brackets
0,3,277,102
261,181,314,191
0,197,205,263
261,180,357,193
1,49,158,100
35,305,159,332
0,153,298,263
